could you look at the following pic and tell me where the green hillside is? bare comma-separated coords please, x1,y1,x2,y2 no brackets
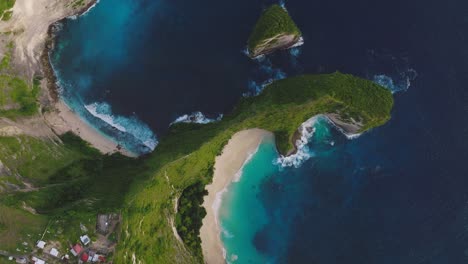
114,72,393,263
0,72,393,263
247,4,301,57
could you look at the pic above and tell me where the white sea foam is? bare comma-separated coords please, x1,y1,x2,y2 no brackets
233,143,261,182
68,0,100,20
279,0,286,9
212,187,228,226
369,51,418,94
171,112,222,125
79,0,100,17
275,115,363,168
221,226,235,239
85,103,127,132
229,254,239,263
290,47,302,57
322,116,362,140
290,36,305,48
85,102,158,150
275,116,321,168
373,73,418,94
246,57,287,96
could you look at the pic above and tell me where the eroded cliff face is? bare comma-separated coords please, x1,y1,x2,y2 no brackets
247,4,302,58
249,33,302,58
0,0,96,78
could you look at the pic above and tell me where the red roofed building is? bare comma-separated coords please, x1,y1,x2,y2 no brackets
70,244,83,256
81,252,89,262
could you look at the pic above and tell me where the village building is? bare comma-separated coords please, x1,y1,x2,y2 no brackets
49,247,59,258
80,235,91,246
81,252,89,262
70,244,83,256
32,256,46,264
36,241,46,249
15,257,27,264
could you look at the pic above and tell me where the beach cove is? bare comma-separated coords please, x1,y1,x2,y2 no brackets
200,129,273,263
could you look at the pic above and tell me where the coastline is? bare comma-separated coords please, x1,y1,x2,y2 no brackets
200,129,273,264
198,116,364,262
38,0,137,157
44,100,137,157
286,113,362,156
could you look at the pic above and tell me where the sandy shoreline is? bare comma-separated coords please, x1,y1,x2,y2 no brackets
0,0,132,157
200,129,273,264
44,100,136,157
37,1,137,157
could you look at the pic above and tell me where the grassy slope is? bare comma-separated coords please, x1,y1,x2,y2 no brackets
0,204,47,252
0,43,40,118
114,72,393,263
0,72,392,262
0,133,144,255
0,0,15,21
0,135,84,184
247,4,301,54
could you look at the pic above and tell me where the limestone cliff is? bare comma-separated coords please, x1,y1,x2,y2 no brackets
247,4,302,58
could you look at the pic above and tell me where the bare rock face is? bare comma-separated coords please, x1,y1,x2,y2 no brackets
247,4,302,58
249,33,302,58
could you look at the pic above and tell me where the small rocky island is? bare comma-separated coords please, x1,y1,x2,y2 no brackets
247,4,303,58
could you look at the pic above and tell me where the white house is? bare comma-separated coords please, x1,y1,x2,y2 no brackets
80,235,91,245
49,248,59,257
32,256,46,264
36,241,46,249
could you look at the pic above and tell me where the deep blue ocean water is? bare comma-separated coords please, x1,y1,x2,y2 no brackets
51,0,468,262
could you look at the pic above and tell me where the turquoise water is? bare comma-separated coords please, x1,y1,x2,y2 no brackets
219,138,276,263
220,117,334,263
51,0,468,262
50,0,163,155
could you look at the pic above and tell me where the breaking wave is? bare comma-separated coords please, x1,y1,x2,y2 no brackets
275,116,321,168
246,57,287,96
68,0,100,20
85,102,158,152
366,50,418,93
373,68,418,93
170,112,222,125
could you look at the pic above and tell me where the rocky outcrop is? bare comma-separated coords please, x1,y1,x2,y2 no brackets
249,33,303,58
247,4,302,58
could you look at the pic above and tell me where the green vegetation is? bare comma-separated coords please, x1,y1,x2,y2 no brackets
70,0,87,9
0,133,144,255
114,72,393,263
0,72,393,263
247,4,301,56
0,75,40,117
0,136,82,183
175,182,208,260
1,11,12,21
0,0,14,21
0,204,48,252
0,43,41,117
0,41,13,70
2,133,144,212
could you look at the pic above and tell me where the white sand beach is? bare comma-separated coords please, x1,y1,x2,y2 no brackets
200,128,273,264
45,100,136,157
0,0,136,157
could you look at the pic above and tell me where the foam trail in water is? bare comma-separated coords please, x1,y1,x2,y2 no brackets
275,116,321,168
366,50,418,93
233,143,261,182
246,57,287,96
85,102,158,150
171,112,222,125
322,116,362,140
68,0,101,20
373,68,417,94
